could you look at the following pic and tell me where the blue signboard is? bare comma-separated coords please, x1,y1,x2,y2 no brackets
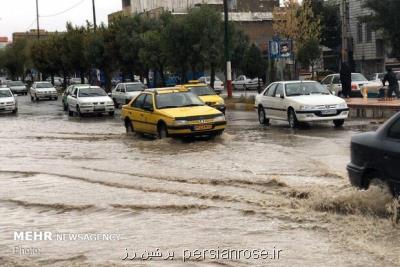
269,38,293,59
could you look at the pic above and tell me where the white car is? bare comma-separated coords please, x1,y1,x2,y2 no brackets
198,76,224,94
6,81,28,95
255,81,349,128
320,73,370,97
111,82,146,107
232,75,260,90
66,86,115,117
30,82,58,101
0,87,18,114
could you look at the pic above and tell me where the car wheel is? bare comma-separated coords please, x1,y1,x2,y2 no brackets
12,108,18,114
288,109,299,129
258,106,269,125
243,85,247,91
333,119,345,127
157,123,168,139
109,111,115,116
35,94,39,101
31,95,34,102
113,98,118,108
125,119,134,134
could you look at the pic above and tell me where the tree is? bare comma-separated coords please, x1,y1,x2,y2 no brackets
139,30,168,86
241,44,267,90
273,0,321,52
0,40,29,80
297,37,321,78
362,0,400,59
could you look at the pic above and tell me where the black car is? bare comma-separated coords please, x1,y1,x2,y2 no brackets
347,112,400,196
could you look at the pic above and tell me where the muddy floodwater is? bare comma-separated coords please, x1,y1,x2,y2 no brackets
0,96,399,267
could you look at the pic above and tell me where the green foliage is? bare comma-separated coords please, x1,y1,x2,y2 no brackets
241,44,267,79
297,37,321,77
0,40,29,80
362,0,400,59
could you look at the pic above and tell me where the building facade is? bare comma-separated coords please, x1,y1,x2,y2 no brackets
12,29,52,42
118,0,279,52
0,37,8,49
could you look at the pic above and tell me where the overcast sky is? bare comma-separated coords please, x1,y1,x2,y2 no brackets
0,0,122,40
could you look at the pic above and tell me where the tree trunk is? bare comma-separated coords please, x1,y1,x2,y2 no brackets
51,74,55,85
159,64,165,87
80,70,85,84
63,70,68,89
210,64,216,89
130,71,134,82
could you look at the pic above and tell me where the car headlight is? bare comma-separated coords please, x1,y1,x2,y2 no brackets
213,115,226,122
299,105,316,111
106,101,114,105
173,120,188,126
336,103,348,109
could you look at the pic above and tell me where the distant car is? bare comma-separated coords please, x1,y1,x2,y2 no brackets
232,75,260,90
198,76,224,94
111,82,147,107
66,86,114,117
179,82,226,114
121,88,226,138
369,73,384,82
30,82,58,101
6,80,27,95
347,112,400,197
46,77,63,87
0,87,18,114
255,81,349,128
321,73,370,97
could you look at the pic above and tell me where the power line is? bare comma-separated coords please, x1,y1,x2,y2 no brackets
40,0,86,18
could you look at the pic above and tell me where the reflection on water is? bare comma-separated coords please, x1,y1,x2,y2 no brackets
0,97,398,266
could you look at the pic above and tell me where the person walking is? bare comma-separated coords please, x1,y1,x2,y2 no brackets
383,67,400,99
340,62,351,98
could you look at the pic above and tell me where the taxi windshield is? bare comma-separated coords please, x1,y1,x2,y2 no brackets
0,90,12,98
286,82,331,96
126,83,146,92
156,92,204,109
187,86,216,96
78,88,107,97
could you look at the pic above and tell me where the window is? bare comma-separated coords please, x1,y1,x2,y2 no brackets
143,94,154,111
332,76,341,84
72,89,78,97
267,84,277,96
321,76,332,85
357,23,363,43
132,94,146,108
388,118,400,139
366,24,372,43
274,84,284,97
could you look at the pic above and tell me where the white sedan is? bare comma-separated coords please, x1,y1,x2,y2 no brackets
30,81,58,101
321,73,370,97
111,82,146,107
255,81,349,128
0,88,18,114
66,86,115,117
232,75,260,90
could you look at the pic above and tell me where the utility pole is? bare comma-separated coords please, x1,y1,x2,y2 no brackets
36,0,40,39
92,0,97,30
223,0,232,98
341,0,348,63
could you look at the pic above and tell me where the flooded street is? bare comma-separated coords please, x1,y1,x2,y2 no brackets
0,95,399,267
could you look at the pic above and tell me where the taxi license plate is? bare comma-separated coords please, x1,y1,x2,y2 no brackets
94,106,105,111
194,124,213,131
321,110,337,115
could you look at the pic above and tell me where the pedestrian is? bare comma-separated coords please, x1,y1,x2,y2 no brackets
340,62,351,98
383,67,400,100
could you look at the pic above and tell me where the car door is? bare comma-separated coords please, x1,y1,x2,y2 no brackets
260,83,278,119
383,118,400,182
114,84,122,104
128,93,147,132
141,94,157,134
272,83,287,120
331,75,342,95
119,85,127,104
68,88,79,111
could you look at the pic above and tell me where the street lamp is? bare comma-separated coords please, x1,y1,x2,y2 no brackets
92,0,97,30
223,0,233,98
36,0,40,39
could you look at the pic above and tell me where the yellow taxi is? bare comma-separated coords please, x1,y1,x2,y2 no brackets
121,87,226,138
179,81,226,114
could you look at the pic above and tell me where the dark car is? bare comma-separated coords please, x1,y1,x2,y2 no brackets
347,112,400,196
